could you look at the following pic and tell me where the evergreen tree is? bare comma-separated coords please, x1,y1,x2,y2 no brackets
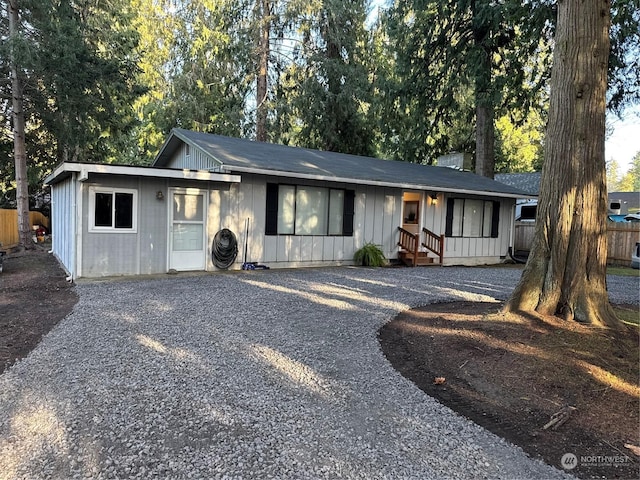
494,110,545,173
24,0,142,163
379,0,638,173
1,0,143,212
382,0,553,170
616,151,640,192
281,0,374,155
606,158,621,191
132,0,277,161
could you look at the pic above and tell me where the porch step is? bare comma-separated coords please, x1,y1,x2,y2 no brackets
398,250,435,267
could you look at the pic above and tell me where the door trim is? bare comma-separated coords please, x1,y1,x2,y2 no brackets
167,188,208,271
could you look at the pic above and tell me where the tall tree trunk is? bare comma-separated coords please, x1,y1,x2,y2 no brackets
475,99,495,178
8,0,33,250
324,36,341,152
472,0,495,179
504,0,619,329
255,0,270,142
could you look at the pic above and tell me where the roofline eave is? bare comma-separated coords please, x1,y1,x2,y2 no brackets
221,165,535,199
44,162,241,186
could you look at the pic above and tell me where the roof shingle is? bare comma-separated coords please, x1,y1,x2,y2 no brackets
154,129,532,198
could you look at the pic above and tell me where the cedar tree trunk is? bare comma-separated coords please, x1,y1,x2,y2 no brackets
505,0,619,328
8,0,34,250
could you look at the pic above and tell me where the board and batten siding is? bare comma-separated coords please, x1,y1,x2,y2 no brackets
167,143,219,170
50,175,77,277
441,194,513,265
80,175,146,277
79,174,231,277
222,174,403,268
422,192,446,237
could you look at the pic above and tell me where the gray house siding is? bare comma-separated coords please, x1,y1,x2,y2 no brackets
168,143,219,170
441,194,513,265
50,174,76,277
223,174,402,268
77,174,233,277
57,169,515,277
80,175,145,277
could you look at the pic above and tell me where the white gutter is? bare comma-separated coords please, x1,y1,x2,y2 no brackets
509,202,515,253
45,162,241,185
222,165,536,200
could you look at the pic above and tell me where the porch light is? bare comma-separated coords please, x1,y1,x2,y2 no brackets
156,190,164,201
430,193,438,205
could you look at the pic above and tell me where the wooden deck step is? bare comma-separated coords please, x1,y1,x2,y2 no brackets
398,251,435,267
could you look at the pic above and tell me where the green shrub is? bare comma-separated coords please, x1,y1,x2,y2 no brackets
353,243,387,267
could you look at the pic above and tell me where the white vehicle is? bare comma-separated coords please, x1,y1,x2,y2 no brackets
632,242,640,269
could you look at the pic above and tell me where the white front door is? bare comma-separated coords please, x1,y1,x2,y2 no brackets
169,190,206,271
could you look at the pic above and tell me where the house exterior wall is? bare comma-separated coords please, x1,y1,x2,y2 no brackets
53,166,516,277
439,193,514,265
73,172,403,275
221,174,402,268
50,175,77,277
80,175,147,277
77,174,232,277
166,143,219,170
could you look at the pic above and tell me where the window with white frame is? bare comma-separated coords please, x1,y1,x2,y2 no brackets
266,183,354,236
445,198,499,238
89,187,137,232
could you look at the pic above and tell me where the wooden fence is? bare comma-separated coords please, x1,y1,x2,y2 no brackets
607,223,640,264
0,209,49,247
514,221,640,265
513,222,536,253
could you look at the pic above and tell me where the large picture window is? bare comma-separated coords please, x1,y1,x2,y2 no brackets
266,184,354,236
445,198,499,238
89,187,137,232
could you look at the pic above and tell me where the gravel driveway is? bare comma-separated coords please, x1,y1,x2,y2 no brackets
1,266,636,479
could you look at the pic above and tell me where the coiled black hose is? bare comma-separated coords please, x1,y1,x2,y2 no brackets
212,228,238,269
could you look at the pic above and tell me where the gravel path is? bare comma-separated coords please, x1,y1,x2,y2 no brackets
1,266,637,479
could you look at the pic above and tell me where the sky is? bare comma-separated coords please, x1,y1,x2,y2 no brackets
606,106,640,174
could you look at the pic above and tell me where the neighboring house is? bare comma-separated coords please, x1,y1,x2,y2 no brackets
45,129,532,279
494,172,541,221
608,192,640,216
495,174,640,223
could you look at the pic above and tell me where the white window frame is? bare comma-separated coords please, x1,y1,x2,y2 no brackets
88,186,138,233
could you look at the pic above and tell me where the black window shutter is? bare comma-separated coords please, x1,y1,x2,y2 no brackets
342,190,355,236
491,201,500,238
445,198,455,237
265,183,278,235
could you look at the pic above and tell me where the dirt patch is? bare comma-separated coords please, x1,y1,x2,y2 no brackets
380,301,640,479
0,245,78,374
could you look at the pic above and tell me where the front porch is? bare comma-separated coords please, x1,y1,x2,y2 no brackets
397,226,445,267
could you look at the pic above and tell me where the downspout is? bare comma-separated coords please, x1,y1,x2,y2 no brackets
507,202,526,264
76,173,84,279
48,184,55,254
